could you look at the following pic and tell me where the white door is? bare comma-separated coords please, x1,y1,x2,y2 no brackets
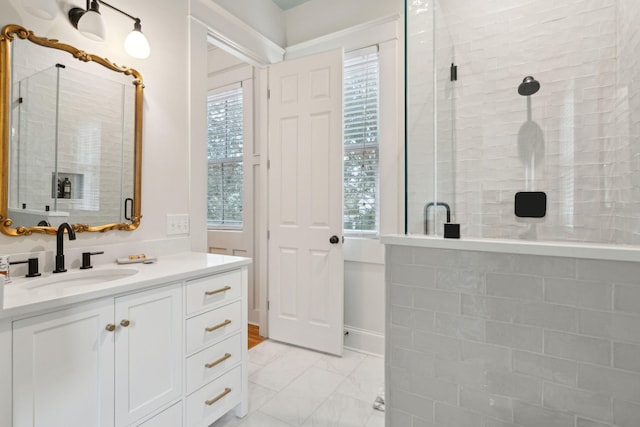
13,300,115,427
114,283,183,426
268,48,345,356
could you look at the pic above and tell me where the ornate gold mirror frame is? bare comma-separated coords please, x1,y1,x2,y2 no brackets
0,24,143,236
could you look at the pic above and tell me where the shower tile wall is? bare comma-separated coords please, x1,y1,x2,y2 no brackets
385,244,640,427
407,0,640,244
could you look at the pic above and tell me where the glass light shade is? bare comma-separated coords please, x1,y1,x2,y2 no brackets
124,30,150,59
23,0,58,20
77,10,106,41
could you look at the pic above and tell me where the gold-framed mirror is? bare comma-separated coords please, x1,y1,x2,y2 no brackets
0,24,143,236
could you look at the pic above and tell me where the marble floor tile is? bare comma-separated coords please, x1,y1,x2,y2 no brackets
212,340,384,427
364,410,385,427
259,367,345,425
238,411,296,426
301,392,375,427
336,355,384,405
314,349,367,377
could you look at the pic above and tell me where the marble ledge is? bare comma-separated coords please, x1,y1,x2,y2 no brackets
381,234,640,263
0,252,251,321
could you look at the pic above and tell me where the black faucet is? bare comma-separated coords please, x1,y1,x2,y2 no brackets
53,223,76,273
424,201,451,235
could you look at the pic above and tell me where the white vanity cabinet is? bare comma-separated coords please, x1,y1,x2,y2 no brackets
12,283,183,427
183,269,248,427
1,254,249,427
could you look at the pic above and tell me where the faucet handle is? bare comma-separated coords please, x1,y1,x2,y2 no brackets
26,258,41,277
80,251,105,270
9,257,41,278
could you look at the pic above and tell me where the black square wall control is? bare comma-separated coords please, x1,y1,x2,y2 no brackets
515,191,547,218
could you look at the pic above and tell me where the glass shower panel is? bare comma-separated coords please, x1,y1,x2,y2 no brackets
405,0,436,235
433,3,455,236
406,0,640,245
11,66,58,213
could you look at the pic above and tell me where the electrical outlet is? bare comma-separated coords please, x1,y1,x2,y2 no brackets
166,214,190,235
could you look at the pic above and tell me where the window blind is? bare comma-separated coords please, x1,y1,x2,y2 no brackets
207,87,243,227
343,48,380,232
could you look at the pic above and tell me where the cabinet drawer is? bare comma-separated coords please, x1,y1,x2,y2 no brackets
135,402,182,427
185,366,241,427
186,270,242,315
186,301,241,354
186,333,242,394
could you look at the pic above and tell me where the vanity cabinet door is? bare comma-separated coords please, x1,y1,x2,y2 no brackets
12,299,115,427
114,283,183,427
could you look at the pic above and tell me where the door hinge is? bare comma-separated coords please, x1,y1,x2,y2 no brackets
267,230,270,240
267,159,271,169
267,88,271,100
267,300,270,310
450,63,458,82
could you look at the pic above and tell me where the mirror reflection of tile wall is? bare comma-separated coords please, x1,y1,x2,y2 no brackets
9,38,135,227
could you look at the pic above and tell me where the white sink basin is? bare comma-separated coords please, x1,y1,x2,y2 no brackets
22,268,139,290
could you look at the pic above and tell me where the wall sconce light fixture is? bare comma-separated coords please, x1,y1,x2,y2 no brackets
68,0,150,59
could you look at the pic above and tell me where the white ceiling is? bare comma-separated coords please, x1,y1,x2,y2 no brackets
271,0,313,11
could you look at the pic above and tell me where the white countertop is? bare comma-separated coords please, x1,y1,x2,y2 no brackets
1,252,251,320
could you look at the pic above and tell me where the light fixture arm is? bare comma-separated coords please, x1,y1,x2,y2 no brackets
96,0,142,26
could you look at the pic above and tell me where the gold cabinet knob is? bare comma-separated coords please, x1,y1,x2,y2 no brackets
106,324,116,332
120,319,130,327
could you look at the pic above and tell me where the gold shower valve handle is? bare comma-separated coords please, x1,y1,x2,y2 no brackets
120,319,130,327
106,324,116,332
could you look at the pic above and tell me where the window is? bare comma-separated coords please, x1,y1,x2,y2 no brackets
207,86,243,227
343,47,380,233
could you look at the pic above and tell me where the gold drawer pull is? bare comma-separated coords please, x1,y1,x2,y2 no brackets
205,387,232,406
105,324,116,332
205,285,231,296
205,319,231,333
205,353,232,369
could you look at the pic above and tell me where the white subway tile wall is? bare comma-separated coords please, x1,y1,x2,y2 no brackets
386,245,640,427
406,0,640,245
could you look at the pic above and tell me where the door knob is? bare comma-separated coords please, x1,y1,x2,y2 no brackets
120,319,130,327
329,235,340,244
105,324,116,332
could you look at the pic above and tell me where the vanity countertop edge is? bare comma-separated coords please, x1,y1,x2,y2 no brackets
0,251,251,321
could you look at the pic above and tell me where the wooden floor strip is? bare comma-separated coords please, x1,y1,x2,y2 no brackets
248,324,265,349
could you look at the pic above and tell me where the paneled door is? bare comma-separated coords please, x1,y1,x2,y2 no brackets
267,48,344,356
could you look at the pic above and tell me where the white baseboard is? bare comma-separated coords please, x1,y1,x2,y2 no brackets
344,326,384,357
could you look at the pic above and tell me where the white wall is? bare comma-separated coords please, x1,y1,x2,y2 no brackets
0,0,192,254
284,0,402,46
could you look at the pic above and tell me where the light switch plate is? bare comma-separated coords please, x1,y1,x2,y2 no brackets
166,214,190,235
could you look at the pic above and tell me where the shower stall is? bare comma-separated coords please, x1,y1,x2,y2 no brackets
406,0,640,245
